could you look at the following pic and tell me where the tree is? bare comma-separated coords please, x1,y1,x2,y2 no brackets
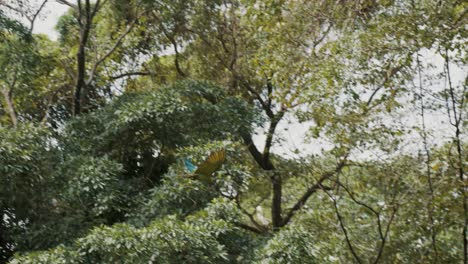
54,0,149,115
1,0,466,263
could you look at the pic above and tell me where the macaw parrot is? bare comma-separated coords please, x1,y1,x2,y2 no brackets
184,149,226,183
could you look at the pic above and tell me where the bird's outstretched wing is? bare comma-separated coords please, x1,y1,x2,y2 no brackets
194,149,226,182
184,149,226,183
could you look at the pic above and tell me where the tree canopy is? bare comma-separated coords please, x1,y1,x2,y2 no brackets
0,0,466,263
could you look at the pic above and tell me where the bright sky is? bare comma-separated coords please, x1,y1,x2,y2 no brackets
32,1,69,39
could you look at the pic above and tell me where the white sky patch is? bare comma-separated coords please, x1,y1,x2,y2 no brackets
32,1,70,40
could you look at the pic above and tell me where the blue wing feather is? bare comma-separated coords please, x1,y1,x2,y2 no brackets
184,159,197,172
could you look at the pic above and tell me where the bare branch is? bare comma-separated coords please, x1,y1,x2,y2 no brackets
444,48,467,263
373,206,397,264
416,52,439,258
111,71,151,80
323,188,363,264
334,174,400,263
56,0,76,8
282,158,348,226
29,0,48,33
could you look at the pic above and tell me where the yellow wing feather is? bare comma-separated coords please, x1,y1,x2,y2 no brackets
194,149,226,182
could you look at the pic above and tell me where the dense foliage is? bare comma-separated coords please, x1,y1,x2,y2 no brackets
0,0,466,263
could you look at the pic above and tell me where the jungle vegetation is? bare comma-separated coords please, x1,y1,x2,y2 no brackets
0,0,466,263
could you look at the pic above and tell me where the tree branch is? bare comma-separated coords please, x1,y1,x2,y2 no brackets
323,187,363,264
334,173,400,264
86,11,143,85
238,80,274,118
263,110,285,163
160,23,187,78
28,0,48,33
281,158,347,226
73,0,91,115
373,206,397,264
110,71,151,80
1,69,19,127
416,52,439,258
234,222,263,234
366,63,404,107
241,134,274,170
234,195,268,233
1,89,18,127
56,0,76,8
444,48,467,263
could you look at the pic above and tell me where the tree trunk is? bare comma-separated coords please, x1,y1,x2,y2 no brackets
242,112,285,229
271,173,282,229
73,0,92,116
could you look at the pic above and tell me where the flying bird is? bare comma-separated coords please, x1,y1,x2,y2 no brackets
184,149,226,183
